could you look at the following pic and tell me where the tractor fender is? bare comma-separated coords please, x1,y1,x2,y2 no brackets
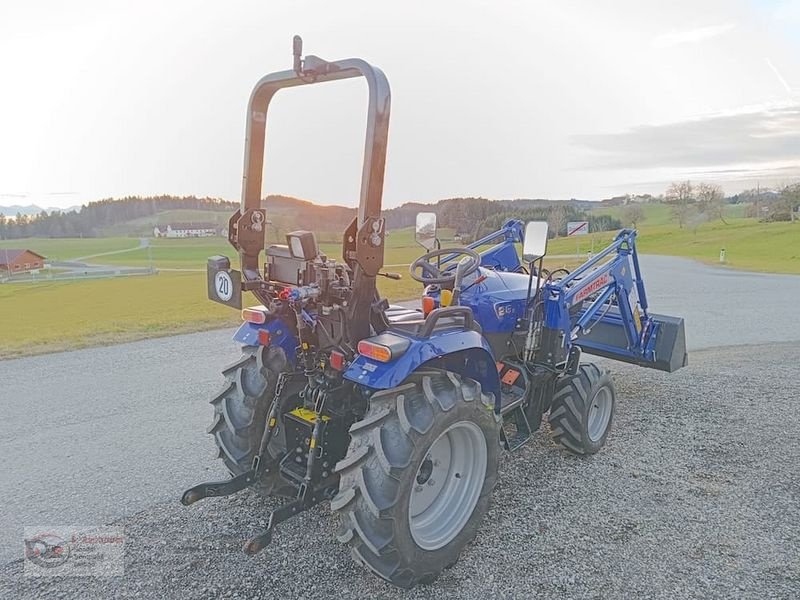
343,329,500,404
232,319,298,366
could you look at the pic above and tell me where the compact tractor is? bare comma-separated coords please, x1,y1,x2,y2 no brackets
181,38,688,588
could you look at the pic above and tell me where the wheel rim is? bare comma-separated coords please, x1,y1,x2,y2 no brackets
408,420,487,551
587,386,613,442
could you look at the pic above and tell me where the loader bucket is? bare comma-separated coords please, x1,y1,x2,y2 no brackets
576,312,688,373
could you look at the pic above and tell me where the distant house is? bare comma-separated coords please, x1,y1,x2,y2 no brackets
153,223,218,238
0,249,46,273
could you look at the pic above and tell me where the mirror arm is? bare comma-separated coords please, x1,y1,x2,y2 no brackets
524,256,545,362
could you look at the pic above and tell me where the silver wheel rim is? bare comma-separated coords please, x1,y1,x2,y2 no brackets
408,420,487,551
587,386,613,442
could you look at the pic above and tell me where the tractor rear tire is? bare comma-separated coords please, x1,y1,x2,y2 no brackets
332,370,500,588
207,345,294,497
548,363,615,455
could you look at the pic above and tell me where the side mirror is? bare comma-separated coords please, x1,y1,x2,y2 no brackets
522,221,549,261
415,212,438,251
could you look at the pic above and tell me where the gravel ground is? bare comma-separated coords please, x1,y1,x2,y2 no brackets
2,342,798,599
4,255,800,567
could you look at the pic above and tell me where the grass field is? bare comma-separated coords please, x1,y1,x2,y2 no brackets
0,272,240,359
0,237,140,261
548,216,800,274
2,207,798,358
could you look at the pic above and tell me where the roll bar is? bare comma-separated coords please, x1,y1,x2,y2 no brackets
234,36,391,278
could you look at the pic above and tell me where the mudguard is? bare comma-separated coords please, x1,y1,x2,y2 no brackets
233,318,298,365
343,328,501,406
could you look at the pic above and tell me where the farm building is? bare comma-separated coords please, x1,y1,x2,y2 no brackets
153,223,218,238
0,249,46,273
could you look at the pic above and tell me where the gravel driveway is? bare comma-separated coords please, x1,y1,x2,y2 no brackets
2,342,798,599
2,256,800,598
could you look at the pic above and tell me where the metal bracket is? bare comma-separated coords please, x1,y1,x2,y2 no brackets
180,468,264,505
243,485,337,555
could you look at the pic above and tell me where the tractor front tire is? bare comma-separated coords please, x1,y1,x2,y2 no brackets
332,370,500,588
208,345,293,497
548,363,616,455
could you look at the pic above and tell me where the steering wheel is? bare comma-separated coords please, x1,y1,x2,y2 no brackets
409,247,481,285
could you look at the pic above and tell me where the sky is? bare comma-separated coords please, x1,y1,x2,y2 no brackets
0,0,798,210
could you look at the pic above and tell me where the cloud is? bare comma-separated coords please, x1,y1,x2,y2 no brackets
572,103,800,172
652,23,736,48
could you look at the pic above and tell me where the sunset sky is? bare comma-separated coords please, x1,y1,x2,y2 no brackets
1,0,798,209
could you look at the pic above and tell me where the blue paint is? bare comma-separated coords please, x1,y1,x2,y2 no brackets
233,318,298,365
343,328,500,400
353,226,681,399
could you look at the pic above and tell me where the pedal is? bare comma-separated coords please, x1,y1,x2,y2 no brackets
180,470,257,505
501,405,532,451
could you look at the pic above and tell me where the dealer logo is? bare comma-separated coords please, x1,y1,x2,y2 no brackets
24,533,71,569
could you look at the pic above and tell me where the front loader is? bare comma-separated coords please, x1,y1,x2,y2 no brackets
181,37,688,588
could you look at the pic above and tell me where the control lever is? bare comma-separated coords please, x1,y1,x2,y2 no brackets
450,257,473,306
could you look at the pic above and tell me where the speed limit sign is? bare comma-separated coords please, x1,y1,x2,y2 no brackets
207,256,242,308
214,271,234,302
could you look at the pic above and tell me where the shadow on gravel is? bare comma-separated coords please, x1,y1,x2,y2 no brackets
2,343,799,599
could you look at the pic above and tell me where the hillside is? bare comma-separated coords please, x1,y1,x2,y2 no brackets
2,194,617,241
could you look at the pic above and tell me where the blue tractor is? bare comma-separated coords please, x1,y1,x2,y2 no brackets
182,38,688,588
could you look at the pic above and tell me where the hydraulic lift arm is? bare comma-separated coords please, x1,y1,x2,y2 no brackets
535,229,687,373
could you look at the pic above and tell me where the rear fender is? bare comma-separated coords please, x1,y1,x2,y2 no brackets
343,329,501,409
233,319,298,366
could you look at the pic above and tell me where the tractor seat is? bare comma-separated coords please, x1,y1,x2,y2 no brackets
385,305,424,323
385,305,482,337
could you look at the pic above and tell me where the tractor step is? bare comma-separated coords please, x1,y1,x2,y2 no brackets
499,389,526,415
496,361,528,416
500,405,533,451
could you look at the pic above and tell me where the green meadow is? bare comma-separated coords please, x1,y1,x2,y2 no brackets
2,206,797,358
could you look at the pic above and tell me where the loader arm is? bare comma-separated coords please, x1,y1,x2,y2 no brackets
537,229,687,373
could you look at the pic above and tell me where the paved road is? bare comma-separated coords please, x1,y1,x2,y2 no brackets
1,255,799,567
73,238,149,261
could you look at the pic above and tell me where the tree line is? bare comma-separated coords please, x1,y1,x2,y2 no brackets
385,197,622,241
0,194,625,241
658,181,800,229
0,196,237,239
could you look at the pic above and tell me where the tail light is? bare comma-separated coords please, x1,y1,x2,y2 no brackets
242,306,268,324
329,350,345,371
357,333,411,363
357,341,392,362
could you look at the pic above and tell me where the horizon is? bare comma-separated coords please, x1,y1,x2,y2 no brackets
1,1,798,210
0,185,783,217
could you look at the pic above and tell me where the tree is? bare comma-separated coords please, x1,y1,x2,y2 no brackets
665,180,695,228
768,183,800,221
695,182,727,224
547,205,567,237
621,203,645,228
